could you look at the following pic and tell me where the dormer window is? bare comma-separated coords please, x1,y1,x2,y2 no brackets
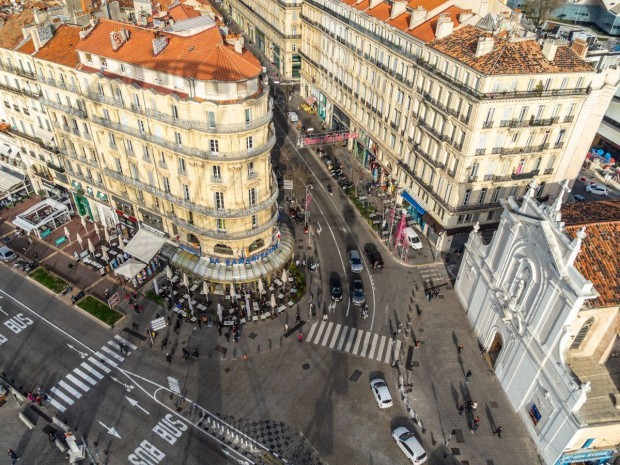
100,58,108,69
120,63,126,73
85,53,93,64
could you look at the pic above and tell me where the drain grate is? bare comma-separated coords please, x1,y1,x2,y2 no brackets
349,369,362,382
248,332,257,339
215,345,227,355
451,448,460,455
438,295,445,299
224,367,231,373
487,460,495,465
455,429,465,443
491,401,499,408
411,361,419,368
418,328,424,333
302,363,310,370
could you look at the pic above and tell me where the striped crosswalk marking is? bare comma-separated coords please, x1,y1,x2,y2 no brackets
73,368,97,386
394,340,402,360
81,362,104,379
114,335,137,350
101,345,125,362
329,324,341,348
320,322,333,346
306,321,319,342
311,321,326,344
88,356,112,373
49,387,74,405
66,374,90,393
48,397,66,413
367,334,379,359
336,326,349,351
384,340,394,364
59,380,82,399
94,352,118,368
358,331,372,356
344,328,357,352
108,340,131,354
375,336,386,361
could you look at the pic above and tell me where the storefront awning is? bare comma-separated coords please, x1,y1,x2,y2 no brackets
401,190,426,216
114,258,147,279
422,212,444,235
0,170,24,194
123,228,168,264
305,96,316,105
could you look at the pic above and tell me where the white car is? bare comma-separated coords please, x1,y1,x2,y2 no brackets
392,427,428,464
348,249,363,273
404,227,423,250
0,246,16,262
370,378,393,408
287,112,299,123
585,184,608,196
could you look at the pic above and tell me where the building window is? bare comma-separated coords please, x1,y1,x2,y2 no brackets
251,214,258,229
178,158,186,173
246,136,253,149
215,192,225,209
210,140,219,152
212,165,221,179
248,161,255,177
207,111,216,129
85,53,93,63
249,238,265,252
162,176,171,193
100,58,107,68
462,189,471,206
570,317,595,350
130,164,138,180
172,105,178,119
120,63,126,72
216,220,226,233
249,188,257,206
478,188,487,205
138,120,145,132
214,242,232,254
491,186,501,202
174,132,182,145
487,210,495,221
108,133,116,147
142,145,149,160
245,108,251,125
114,158,123,173
182,184,190,201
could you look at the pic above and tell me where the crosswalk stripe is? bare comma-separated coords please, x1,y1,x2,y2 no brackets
352,330,364,355
376,336,386,361
306,322,318,342
49,387,74,405
358,331,372,356
344,329,357,352
101,345,125,361
114,335,137,350
73,368,97,386
94,352,118,368
336,326,349,351
384,340,394,364
58,380,82,399
66,374,90,392
367,334,379,359
88,357,112,373
108,340,131,355
312,321,327,344
48,397,66,412
329,324,341,348
394,340,402,360
81,361,104,379
320,322,334,346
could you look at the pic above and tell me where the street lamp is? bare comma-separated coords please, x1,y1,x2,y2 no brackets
304,184,313,227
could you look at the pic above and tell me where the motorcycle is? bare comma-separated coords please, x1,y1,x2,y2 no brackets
326,184,333,196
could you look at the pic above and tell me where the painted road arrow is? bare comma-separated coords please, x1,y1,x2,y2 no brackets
125,396,150,415
98,421,121,439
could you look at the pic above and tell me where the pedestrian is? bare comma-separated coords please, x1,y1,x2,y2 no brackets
7,449,18,464
470,401,478,411
426,290,432,301
465,369,472,383
458,404,465,416
183,348,189,359
296,313,301,324
457,343,464,354
119,341,124,352
218,323,222,336
132,322,139,331
397,323,403,334
48,432,56,443
471,416,480,433
166,353,172,363
27,237,33,245
33,252,38,260
225,332,230,343
284,323,289,333
192,348,199,358
155,313,160,319
494,426,503,438
298,331,303,342
433,289,439,298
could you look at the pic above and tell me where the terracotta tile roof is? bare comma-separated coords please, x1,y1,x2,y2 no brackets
34,24,81,68
0,8,34,50
408,6,464,43
428,25,593,74
563,200,620,309
117,0,134,8
168,3,200,21
76,18,261,82
16,38,35,54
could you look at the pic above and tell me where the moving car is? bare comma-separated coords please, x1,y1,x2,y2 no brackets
351,279,365,306
287,112,299,123
0,246,16,262
330,274,343,302
370,378,393,408
585,184,608,196
348,249,363,273
404,227,423,250
573,194,586,203
364,244,384,269
392,427,428,464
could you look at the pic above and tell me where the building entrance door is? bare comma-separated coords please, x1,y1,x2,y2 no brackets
488,332,503,367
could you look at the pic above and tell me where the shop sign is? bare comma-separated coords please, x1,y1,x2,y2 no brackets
115,209,138,223
557,449,615,464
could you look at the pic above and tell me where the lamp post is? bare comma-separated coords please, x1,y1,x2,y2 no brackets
304,184,313,227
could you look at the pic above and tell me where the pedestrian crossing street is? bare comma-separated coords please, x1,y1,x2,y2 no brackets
47,335,137,413
306,321,401,364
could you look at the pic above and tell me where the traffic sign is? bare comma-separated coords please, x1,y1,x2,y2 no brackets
283,180,293,190
107,293,121,308
150,317,167,331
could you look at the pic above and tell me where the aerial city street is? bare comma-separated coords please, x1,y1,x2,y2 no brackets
0,0,618,464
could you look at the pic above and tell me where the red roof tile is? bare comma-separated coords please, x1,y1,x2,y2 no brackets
408,6,464,43
34,24,81,68
16,38,35,54
0,7,34,50
168,3,200,21
76,18,261,82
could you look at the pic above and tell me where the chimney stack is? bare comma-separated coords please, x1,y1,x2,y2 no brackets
368,0,382,9
475,36,494,57
408,6,427,30
390,0,407,20
435,14,453,39
542,39,558,61
571,38,588,60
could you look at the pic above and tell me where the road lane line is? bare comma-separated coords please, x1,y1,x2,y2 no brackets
367,333,379,359
336,326,349,351
358,331,372,356
344,328,357,352
375,336,386,361
101,345,125,361
73,368,97,386
48,397,66,412
58,380,82,399
384,340,394,364
81,361,104,379
312,320,326,344
306,322,318,342
66,374,90,392
114,335,137,350
94,352,118,368
320,322,334,346
88,357,111,373
352,330,364,355
49,387,74,405
329,324,341,348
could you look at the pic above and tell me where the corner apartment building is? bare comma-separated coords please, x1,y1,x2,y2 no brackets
0,13,293,288
222,0,302,80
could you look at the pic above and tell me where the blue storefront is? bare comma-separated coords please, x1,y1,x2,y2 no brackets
556,447,616,465
400,190,426,229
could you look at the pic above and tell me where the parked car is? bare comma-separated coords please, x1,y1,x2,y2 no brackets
392,427,428,464
287,112,299,123
0,246,16,262
573,194,586,202
348,249,363,273
351,279,365,306
404,227,423,250
370,378,393,408
364,244,384,269
330,274,343,302
585,184,608,196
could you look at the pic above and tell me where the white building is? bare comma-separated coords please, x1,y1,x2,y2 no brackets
455,184,620,465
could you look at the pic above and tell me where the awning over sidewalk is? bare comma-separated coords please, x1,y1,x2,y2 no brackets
305,96,316,105
401,190,426,216
12,198,70,235
0,170,25,200
114,258,147,279
123,228,167,263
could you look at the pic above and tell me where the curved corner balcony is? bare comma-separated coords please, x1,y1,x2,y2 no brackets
104,169,279,218
159,227,295,285
145,108,273,135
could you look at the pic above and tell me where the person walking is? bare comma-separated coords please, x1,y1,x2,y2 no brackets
284,323,289,333
494,426,503,438
166,353,172,363
465,369,472,383
7,449,18,464
48,432,56,443
192,348,199,358
457,343,464,354
458,404,466,416
298,331,303,342
471,416,481,434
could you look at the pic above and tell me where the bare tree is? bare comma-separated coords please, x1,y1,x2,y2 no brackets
523,0,562,27
279,146,312,204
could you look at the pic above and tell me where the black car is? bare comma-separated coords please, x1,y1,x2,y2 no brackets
330,274,343,302
365,244,384,269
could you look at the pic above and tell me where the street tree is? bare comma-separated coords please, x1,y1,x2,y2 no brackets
279,146,312,204
523,0,562,27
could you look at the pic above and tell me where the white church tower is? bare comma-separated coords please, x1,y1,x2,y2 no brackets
454,181,605,465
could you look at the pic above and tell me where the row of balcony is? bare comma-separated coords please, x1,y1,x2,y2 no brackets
411,144,456,178
474,142,563,156
420,92,470,125
7,127,59,154
237,0,302,39
41,97,88,119
0,81,40,98
0,62,36,79
104,168,279,218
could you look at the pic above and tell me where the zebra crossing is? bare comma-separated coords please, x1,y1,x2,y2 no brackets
47,335,136,413
306,321,401,364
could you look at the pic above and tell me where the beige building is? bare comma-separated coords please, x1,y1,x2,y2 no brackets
299,0,620,252
0,11,293,288
222,0,302,81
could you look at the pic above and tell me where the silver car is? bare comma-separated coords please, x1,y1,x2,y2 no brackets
392,426,427,464
351,279,365,306
348,249,363,273
370,378,393,408
0,246,16,262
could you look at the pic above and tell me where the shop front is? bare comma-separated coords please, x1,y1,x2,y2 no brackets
318,92,327,120
400,189,426,229
332,105,350,131
555,448,616,465
72,182,94,220
112,195,138,234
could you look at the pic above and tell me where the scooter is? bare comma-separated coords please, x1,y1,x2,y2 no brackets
326,184,333,196
59,284,72,296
